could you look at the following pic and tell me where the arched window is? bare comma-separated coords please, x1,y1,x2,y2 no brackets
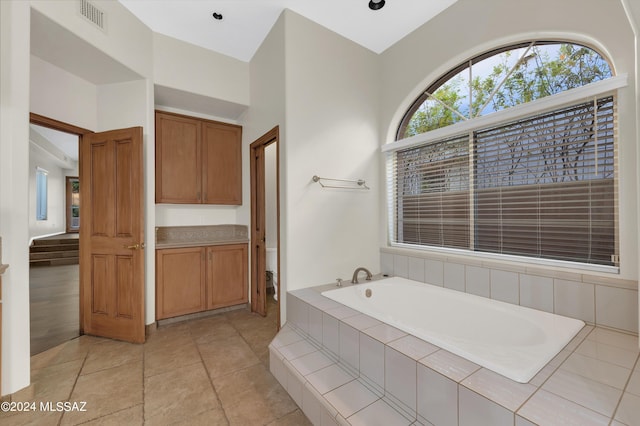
386,41,624,269
398,42,613,139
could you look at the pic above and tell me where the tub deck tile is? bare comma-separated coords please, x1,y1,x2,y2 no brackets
517,389,610,426
274,284,640,426
461,368,537,412
347,399,413,426
324,380,379,418
341,313,381,331
542,368,623,418
419,349,481,383
362,323,407,344
388,335,439,361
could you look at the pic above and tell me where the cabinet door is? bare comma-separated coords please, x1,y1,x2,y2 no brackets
156,247,206,319
206,244,248,309
202,122,242,205
155,112,202,203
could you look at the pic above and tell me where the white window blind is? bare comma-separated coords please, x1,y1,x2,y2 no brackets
389,95,618,267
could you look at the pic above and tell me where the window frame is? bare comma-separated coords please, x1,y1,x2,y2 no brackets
385,76,627,274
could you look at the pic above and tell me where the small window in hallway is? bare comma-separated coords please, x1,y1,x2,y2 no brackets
36,167,48,220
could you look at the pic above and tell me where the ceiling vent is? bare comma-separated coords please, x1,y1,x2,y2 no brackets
79,0,106,32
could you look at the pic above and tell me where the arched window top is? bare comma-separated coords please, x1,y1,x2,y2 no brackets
397,41,613,140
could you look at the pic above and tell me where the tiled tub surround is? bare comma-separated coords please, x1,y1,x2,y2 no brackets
270,285,640,425
381,248,639,334
321,277,584,383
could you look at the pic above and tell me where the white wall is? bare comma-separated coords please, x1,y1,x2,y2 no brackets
241,12,287,317
28,146,72,240
0,0,32,396
30,0,153,78
379,0,639,282
153,33,250,107
30,55,97,131
282,11,380,293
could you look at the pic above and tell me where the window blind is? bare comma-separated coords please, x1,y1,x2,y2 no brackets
390,95,617,267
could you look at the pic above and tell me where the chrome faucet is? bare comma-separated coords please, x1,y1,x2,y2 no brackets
351,267,372,284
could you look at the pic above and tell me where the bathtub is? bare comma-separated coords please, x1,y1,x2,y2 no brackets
321,276,584,383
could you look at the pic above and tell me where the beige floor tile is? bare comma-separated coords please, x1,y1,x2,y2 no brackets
199,335,261,379
266,408,313,426
30,336,100,371
144,323,193,354
144,363,220,425
172,407,229,426
81,339,143,375
31,359,85,402
60,360,143,425
144,340,203,378
213,363,283,407
0,408,63,426
78,405,143,426
189,318,240,345
224,393,298,426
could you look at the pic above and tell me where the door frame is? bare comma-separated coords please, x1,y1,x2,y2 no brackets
250,126,280,327
29,113,91,334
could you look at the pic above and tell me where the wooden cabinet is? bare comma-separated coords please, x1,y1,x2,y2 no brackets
155,111,242,205
206,244,248,310
156,244,248,320
156,247,206,319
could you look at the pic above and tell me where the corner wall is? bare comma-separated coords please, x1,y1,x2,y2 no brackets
282,11,380,291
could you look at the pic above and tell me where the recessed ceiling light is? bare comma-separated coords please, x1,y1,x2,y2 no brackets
212,12,223,20
369,0,385,10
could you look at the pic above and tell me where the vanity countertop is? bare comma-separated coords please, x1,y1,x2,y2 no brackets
155,225,249,249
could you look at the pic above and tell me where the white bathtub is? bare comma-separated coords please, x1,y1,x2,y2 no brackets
322,277,584,383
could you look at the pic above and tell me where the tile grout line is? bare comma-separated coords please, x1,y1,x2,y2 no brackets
610,351,640,425
190,319,231,425
57,343,89,426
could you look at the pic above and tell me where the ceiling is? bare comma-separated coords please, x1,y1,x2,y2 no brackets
31,124,79,162
118,0,458,62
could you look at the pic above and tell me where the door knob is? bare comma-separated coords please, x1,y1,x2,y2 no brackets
124,243,145,250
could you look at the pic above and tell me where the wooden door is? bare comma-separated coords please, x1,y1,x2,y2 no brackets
156,247,206,319
80,127,145,343
202,122,242,205
155,111,201,203
206,244,248,310
250,142,267,316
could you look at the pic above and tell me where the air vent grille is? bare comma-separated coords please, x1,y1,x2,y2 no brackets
79,0,106,31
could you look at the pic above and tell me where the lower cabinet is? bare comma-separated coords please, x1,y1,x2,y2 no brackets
156,244,248,320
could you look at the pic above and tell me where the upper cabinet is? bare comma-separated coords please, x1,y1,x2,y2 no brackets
155,111,242,205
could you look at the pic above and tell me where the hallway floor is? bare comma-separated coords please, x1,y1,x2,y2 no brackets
3,300,310,425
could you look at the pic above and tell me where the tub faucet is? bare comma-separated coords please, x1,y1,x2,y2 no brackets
351,267,372,284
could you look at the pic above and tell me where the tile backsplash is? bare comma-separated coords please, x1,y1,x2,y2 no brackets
381,247,639,334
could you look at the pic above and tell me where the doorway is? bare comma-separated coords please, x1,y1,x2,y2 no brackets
250,127,280,327
29,114,87,355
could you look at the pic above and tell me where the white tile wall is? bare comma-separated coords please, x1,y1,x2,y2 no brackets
394,254,409,278
309,306,324,344
359,333,385,391
466,266,490,298
595,285,639,333
459,386,513,426
490,269,519,304
417,364,458,426
520,274,554,313
385,346,417,413
322,313,340,357
339,322,360,372
443,262,465,292
425,259,444,286
554,279,595,323
381,250,638,333
408,256,426,282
